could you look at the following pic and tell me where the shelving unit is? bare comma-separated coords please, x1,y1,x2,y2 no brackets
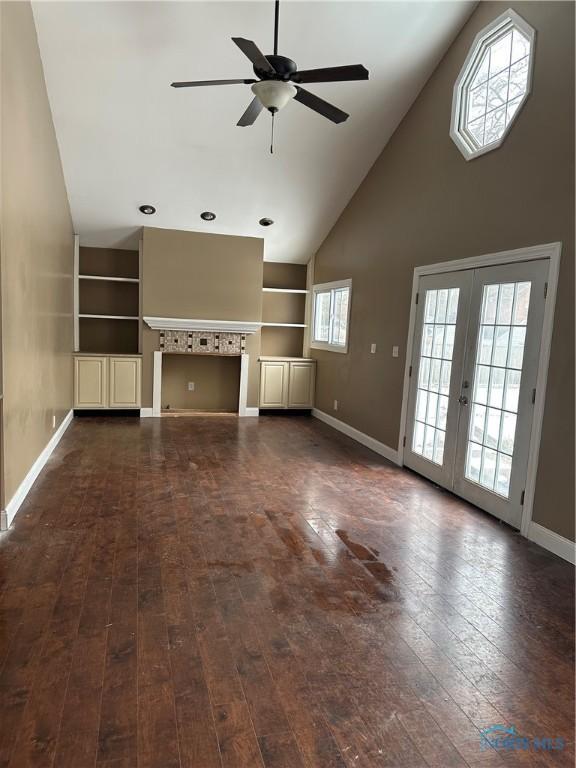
261,262,308,357
74,242,141,355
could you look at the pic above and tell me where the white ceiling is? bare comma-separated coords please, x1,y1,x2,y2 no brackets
33,1,474,263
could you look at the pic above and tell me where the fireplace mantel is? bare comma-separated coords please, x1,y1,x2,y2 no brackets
144,316,261,334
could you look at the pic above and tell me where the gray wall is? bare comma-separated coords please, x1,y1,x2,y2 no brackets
312,1,574,541
1,1,74,509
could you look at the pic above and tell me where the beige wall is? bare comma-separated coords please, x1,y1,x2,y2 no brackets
312,2,574,541
161,354,240,412
141,227,263,407
0,1,74,508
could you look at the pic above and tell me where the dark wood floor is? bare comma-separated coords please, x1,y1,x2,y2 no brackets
0,415,573,768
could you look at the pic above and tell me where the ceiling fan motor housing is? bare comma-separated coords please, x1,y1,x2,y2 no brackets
254,55,297,81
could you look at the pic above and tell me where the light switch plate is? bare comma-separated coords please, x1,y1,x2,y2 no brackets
370,343,377,354
392,346,399,358
188,381,195,391
333,399,338,411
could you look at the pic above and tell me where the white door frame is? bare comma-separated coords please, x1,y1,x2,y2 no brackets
398,242,561,538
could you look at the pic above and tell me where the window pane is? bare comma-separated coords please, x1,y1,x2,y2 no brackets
488,367,505,409
424,290,437,322
485,408,502,450
429,359,441,393
496,453,512,496
433,430,446,465
492,326,510,367
496,284,515,324
470,403,486,444
411,288,459,466
489,31,512,77
314,292,331,342
465,279,533,498
416,390,428,422
426,392,438,427
447,289,460,324
443,325,456,359
421,325,434,357
462,24,532,152
437,395,449,431
330,287,349,346
435,290,449,322
481,285,499,323
432,325,445,358
478,325,494,365
511,29,530,63
507,326,526,369
512,282,531,325
481,448,497,489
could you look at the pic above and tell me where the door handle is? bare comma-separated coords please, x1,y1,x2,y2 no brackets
458,395,469,405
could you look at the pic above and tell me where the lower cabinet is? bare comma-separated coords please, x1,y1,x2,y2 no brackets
259,359,316,409
74,355,141,409
109,357,142,408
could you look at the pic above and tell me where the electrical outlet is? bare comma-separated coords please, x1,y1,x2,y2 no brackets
370,343,377,354
392,346,399,358
187,381,195,392
52,414,56,429
333,399,338,411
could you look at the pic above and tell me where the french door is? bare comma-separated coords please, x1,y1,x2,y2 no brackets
404,259,548,529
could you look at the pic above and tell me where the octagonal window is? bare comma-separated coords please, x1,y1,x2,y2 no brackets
451,9,535,160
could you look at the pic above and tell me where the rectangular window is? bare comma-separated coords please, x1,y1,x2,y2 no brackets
311,280,352,353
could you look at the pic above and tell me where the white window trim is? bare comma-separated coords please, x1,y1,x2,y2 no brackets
450,8,535,161
310,278,352,354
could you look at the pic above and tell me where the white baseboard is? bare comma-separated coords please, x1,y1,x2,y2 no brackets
528,522,575,564
2,409,74,529
241,407,259,418
312,408,400,465
140,408,154,417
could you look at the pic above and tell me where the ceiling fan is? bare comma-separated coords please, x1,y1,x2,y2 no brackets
171,0,369,149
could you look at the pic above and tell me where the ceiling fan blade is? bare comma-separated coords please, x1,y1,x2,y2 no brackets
232,38,276,75
171,78,256,88
237,97,264,127
292,64,369,84
294,87,349,124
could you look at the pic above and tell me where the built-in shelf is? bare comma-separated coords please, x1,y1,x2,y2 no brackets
79,275,139,283
79,314,139,320
262,287,308,294
261,322,307,328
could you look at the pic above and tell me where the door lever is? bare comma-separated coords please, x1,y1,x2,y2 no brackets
458,395,469,405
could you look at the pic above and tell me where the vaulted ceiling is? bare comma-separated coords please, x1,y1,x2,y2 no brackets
33,1,475,262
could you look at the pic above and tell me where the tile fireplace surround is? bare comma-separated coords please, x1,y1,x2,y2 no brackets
144,317,262,417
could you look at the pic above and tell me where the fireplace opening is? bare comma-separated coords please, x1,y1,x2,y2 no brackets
161,353,241,414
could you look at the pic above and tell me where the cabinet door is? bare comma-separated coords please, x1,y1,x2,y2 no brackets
109,357,141,408
75,357,108,408
288,362,316,408
259,362,289,408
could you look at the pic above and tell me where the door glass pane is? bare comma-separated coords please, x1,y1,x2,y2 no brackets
465,281,531,497
412,288,460,465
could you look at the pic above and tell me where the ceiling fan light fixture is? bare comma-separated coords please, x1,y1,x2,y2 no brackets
251,80,296,113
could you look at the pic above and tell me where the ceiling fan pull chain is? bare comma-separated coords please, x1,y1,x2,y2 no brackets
270,112,275,154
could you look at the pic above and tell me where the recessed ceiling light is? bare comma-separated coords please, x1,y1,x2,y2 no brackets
139,204,156,215
259,218,274,227
200,211,216,221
